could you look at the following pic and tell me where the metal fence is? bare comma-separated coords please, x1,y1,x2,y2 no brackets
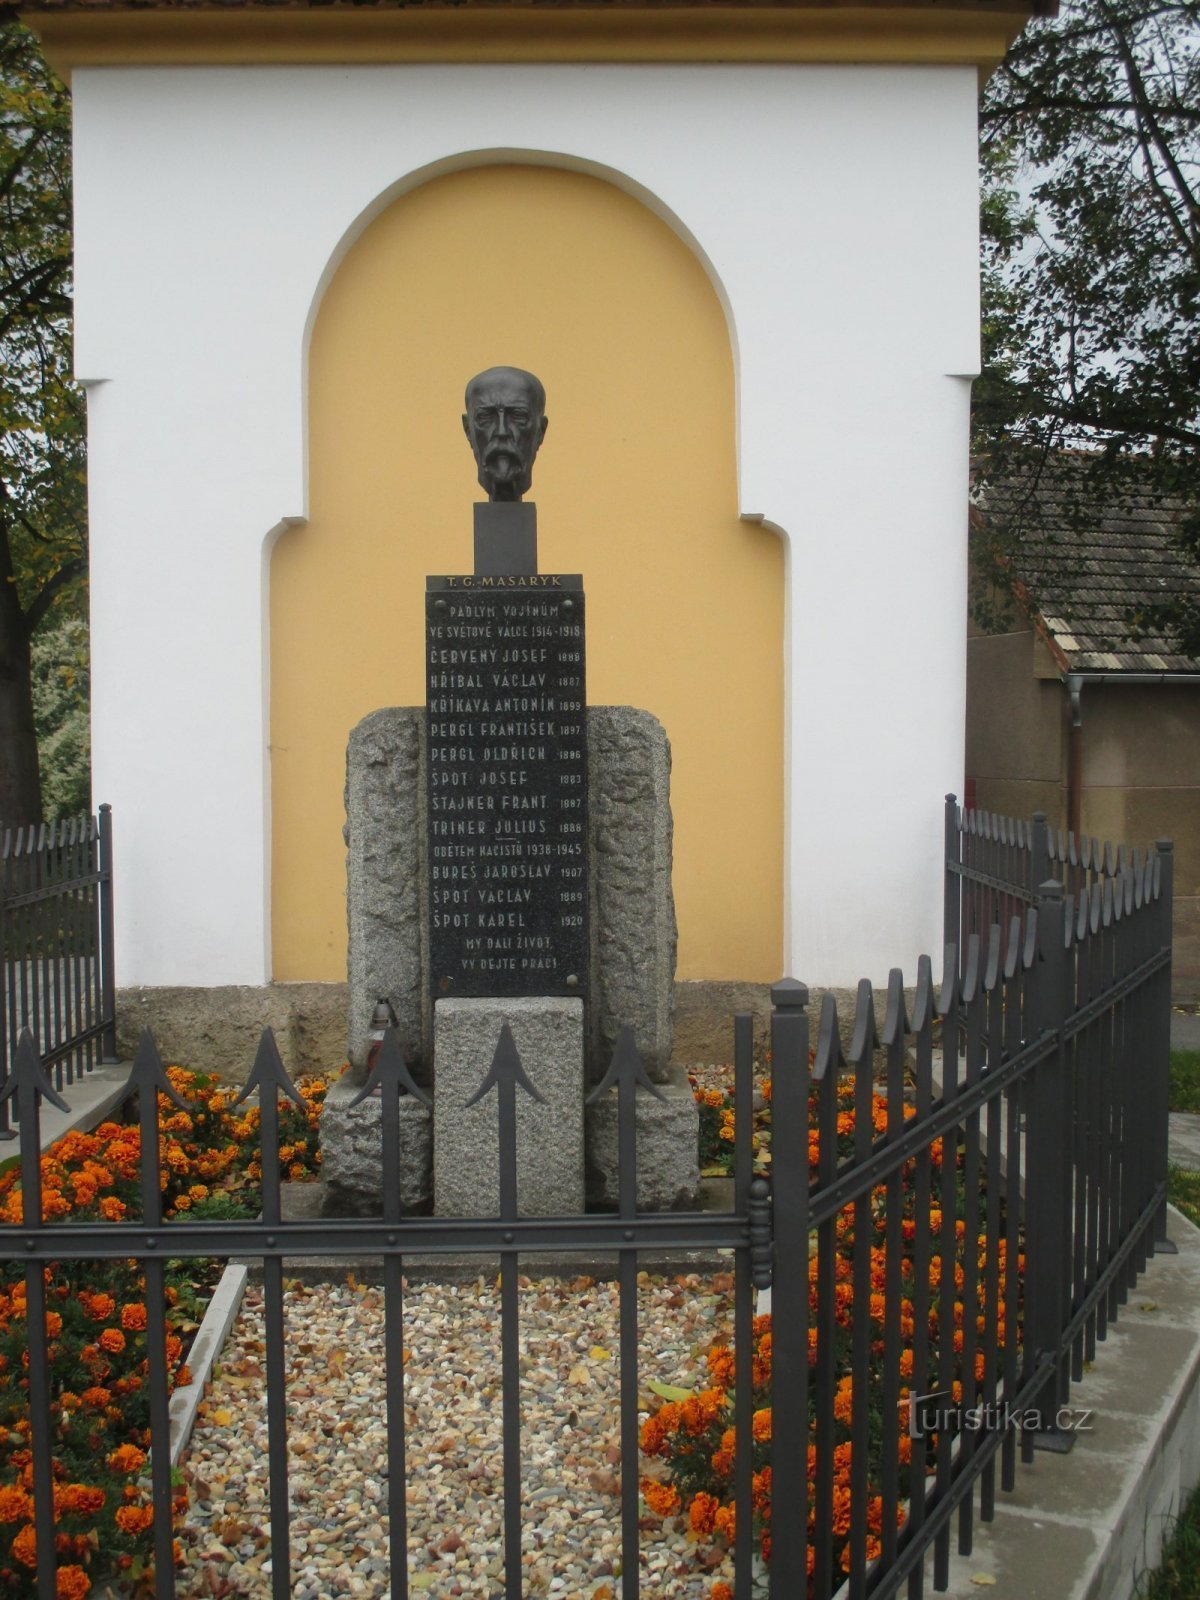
0,806,116,1124
944,793,1141,955
0,808,1175,1600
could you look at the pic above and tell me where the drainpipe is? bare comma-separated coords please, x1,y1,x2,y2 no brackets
1066,675,1083,840
1062,670,1200,842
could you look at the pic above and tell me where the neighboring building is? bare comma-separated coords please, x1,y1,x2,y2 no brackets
18,0,1043,1061
968,465,1200,998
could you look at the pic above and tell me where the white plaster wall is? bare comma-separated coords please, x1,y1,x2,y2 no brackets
72,62,979,989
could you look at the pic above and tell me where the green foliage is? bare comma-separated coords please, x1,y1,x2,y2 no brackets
0,22,87,820
1170,1049,1200,1114
1140,1474,1200,1598
975,0,1200,654
1168,1166,1200,1226
31,613,90,817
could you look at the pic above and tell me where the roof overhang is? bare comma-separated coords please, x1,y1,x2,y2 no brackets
21,2,1040,81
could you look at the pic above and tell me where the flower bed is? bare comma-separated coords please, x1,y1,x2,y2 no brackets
691,1074,771,1178
649,1075,1020,1598
0,1066,327,1597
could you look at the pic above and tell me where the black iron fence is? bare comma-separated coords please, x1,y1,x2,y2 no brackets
0,804,1175,1599
0,806,116,1125
944,792,1140,956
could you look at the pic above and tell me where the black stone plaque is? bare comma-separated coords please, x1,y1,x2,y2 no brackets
426,574,588,998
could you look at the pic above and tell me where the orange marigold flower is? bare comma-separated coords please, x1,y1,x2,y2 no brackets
0,1486,33,1523
712,1585,734,1600
640,1402,681,1454
86,1293,116,1322
689,1492,719,1535
99,1328,126,1355
56,1484,105,1517
11,1523,37,1569
80,1387,111,1409
56,1567,90,1600
834,1375,855,1426
681,1388,725,1436
107,1445,147,1474
120,1304,147,1333
114,1504,154,1536
641,1478,680,1517
751,1407,771,1443
714,1502,736,1542
99,1196,127,1221
706,1346,735,1388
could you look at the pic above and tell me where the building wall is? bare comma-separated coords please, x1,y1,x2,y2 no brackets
72,61,982,991
965,621,1066,821
1079,684,1200,997
967,622,1199,996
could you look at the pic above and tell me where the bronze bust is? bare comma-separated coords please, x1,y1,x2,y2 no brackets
462,367,548,502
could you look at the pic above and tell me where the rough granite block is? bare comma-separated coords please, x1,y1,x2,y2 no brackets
585,1062,700,1210
345,708,430,1081
588,707,677,1082
434,997,584,1217
318,1072,432,1215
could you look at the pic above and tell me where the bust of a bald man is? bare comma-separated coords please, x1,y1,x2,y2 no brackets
462,367,549,503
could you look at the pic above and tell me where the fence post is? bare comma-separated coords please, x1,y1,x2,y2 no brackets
769,976,810,1598
944,793,960,961
97,804,117,1062
1153,841,1175,1251
1024,879,1074,1451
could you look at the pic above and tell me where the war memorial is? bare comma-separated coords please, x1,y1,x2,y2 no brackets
321,369,698,1217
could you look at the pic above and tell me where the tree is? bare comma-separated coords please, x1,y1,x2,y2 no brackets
974,0,1200,654
0,21,86,826
31,615,89,819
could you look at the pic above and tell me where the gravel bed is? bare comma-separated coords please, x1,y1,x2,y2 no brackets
173,1270,742,1599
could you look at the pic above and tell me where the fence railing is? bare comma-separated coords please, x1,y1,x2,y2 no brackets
0,805,1175,1600
0,805,116,1125
944,793,1146,956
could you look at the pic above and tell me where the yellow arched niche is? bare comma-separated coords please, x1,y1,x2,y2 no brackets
271,164,783,982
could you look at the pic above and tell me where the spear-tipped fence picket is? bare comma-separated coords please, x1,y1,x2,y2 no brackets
0,815,1175,1600
0,807,116,1128
944,792,1155,961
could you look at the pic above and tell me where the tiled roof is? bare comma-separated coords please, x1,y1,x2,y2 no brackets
974,461,1200,674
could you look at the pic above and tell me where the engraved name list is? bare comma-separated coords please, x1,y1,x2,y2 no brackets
425,575,589,997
